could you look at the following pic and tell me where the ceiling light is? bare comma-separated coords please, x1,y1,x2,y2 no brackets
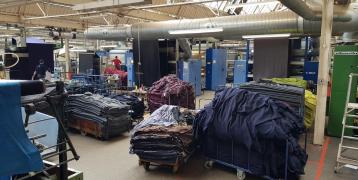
242,33,291,39
69,49,87,52
168,28,223,35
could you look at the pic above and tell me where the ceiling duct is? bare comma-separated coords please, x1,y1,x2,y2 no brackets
85,10,358,40
279,0,352,22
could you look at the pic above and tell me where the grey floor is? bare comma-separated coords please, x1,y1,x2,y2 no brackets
63,91,358,180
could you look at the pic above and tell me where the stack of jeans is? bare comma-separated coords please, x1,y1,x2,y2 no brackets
66,93,131,138
109,94,145,119
148,75,195,113
130,105,194,164
194,88,307,179
240,82,305,118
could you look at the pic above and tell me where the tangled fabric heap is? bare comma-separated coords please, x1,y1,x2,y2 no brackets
147,75,195,113
65,93,131,138
109,94,145,119
130,105,194,164
194,88,307,179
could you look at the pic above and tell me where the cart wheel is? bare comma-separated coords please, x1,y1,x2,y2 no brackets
80,130,87,136
204,160,214,169
138,160,143,166
172,164,179,173
236,170,246,180
144,162,150,171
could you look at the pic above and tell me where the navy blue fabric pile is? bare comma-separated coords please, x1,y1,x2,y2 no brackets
240,82,305,118
194,88,307,179
130,105,194,164
109,94,145,119
65,93,131,138
148,75,195,113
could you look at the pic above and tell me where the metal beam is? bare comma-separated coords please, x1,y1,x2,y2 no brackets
314,0,334,145
23,11,100,20
128,0,228,9
72,0,151,11
36,3,47,16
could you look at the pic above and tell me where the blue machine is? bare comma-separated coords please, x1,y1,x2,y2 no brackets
178,60,202,96
206,48,227,90
303,61,319,84
125,51,135,87
233,60,248,87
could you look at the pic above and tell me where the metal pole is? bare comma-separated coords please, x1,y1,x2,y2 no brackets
65,38,71,79
313,0,334,145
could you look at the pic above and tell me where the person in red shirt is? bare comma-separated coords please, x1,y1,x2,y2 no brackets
112,56,121,70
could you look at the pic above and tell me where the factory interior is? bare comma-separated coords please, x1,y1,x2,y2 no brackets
1,0,358,180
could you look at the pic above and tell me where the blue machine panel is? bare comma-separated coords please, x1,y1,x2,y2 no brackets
206,48,227,90
304,61,319,84
233,60,248,87
178,60,202,96
125,51,135,87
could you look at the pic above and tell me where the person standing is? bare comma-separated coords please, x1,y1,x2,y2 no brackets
32,59,47,80
112,56,122,70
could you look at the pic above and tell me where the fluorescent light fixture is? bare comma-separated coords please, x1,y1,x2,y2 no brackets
168,27,223,35
70,49,87,52
100,45,117,48
242,33,291,39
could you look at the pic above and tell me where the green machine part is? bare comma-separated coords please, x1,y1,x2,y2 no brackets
328,45,358,137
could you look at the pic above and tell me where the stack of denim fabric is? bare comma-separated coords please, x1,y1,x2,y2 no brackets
240,82,305,118
194,88,307,179
147,75,195,113
66,93,131,138
130,105,194,164
109,94,145,119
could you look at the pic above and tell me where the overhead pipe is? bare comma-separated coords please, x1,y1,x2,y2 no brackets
278,0,352,22
84,11,358,40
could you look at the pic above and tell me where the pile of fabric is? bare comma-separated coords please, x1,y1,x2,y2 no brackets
109,94,145,119
65,93,131,138
194,88,307,179
130,105,194,164
147,75,195,113
240,82,305,118
270,78,307,89
304,90,316,128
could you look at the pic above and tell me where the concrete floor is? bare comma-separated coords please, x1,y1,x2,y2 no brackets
63,91,358,180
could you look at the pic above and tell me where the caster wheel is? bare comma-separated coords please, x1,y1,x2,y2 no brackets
236,170,246,180
204,161,214,169
80,131,87,136
144,162,150,171
172,164,179,173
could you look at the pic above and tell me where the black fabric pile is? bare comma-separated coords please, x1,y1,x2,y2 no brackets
147,75,195,113
240,82,305,118
194,88,307,179
109,94,145,119
130,105,194,164
65,93,131,138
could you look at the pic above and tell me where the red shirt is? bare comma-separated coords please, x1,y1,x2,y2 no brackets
112,58,121,66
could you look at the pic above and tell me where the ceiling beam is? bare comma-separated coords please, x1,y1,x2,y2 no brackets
23,11,100,20
128,0,228,9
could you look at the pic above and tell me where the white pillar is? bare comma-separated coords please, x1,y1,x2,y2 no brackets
65,38,71,79
313,0,334,145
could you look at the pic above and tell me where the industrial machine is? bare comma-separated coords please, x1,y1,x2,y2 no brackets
206,48,227,90
328,45,358,137
233,60,248,87
303,61,319,86
125,51,135,88
177,59,202,96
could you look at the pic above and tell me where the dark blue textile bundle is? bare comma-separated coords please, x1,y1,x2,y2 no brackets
194,88,307,179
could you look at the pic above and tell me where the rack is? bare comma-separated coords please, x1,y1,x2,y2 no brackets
16,81,80,180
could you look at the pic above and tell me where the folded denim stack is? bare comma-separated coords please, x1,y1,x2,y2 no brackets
130,105,194,164
194,88,307,179
66,93,131,138
109,94,145,119
240,82,305,118
148,75,195,113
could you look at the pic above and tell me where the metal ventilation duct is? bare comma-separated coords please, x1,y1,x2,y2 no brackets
85,11,358,40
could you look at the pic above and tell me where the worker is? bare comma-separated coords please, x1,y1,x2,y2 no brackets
112,56,122,70
32,59,47,80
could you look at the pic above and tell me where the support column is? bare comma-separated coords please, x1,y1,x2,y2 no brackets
65,38,71,79
313,0,334,145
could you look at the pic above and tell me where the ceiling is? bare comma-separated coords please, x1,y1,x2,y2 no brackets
0,0,289,30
